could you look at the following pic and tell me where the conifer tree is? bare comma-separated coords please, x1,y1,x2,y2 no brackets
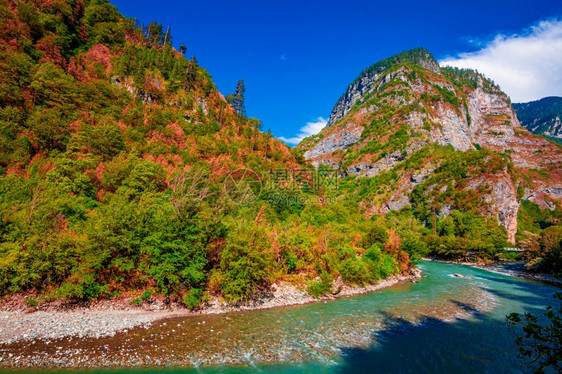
233,79,246,116
184,56,197,88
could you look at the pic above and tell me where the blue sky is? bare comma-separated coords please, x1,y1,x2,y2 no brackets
111,0,562,145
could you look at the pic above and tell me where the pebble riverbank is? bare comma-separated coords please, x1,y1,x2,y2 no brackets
0,271,420,346
0,309,176,345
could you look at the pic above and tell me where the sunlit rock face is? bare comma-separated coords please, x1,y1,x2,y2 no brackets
327,48,441,127
304,123,363,161
299,48,562,243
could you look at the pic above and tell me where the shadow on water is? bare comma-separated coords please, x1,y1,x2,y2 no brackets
334,262,562,374
449,300,479,314
336,311,530,374
479,285,549,306
473,272,559,307
476,273,553,291
335,268,561,374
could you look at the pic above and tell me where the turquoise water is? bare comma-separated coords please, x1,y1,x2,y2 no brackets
5,261,560,373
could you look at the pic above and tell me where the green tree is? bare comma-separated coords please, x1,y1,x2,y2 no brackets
27,107,72,152
30,63,76,108
507,292,562,374
362,221,389,249
219,223,273,301
228,79,246,116
522,225,562,276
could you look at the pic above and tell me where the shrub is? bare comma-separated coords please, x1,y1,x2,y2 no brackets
307,281,330,298
141,289,153,301
339,257,367,285
183,288,203,310
56,272,108,301
379,253,399,278
307,272,333,298
363,245,399,279
401,236,429,260
130,298,141,305
24,297,38,307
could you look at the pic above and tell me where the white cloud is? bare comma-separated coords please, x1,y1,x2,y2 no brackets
278,117,327,146
440,19,562,103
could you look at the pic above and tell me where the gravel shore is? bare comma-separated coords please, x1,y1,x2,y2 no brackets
0,271,420,346
0,309,179,345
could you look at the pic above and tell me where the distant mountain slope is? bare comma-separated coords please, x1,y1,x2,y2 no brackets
298,49,562,243
513,97,562,142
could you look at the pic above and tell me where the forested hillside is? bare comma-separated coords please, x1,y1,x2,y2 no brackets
0,0,414,306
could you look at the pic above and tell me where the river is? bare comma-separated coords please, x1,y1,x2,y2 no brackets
4,261,561,373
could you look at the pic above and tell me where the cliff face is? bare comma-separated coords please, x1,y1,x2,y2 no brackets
303,123,363,159
327,48,441,127
513,97,562,141
298,50,562,243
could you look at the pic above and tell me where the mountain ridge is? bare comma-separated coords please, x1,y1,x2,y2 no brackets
326,48,441,127
298,49,562,243
513,96,562,142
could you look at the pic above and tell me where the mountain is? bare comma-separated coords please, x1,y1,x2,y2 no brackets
513,97,562,142
327,48,441,127
0,0,416,305
298,49,562,243
0,1,299,175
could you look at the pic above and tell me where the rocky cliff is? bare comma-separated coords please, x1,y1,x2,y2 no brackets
298,49,562,243
327,48,441,127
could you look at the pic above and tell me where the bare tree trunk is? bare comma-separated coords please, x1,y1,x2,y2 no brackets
163,27,170,46
28,185,42,225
